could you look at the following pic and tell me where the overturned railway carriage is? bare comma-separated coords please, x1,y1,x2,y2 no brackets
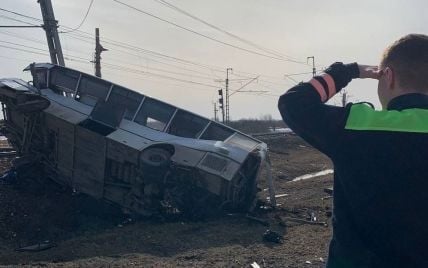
0,63,269,216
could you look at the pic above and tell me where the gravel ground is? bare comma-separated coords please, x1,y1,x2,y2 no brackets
0,134,334,267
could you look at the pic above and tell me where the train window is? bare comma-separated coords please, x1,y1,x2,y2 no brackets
134,98,175,131
77,75,110,105
166,110,209,138
107,86,143,120
49,68,80,94
200,122,234,141
225,133,259,150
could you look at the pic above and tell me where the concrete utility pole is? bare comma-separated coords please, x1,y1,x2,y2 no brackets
38,0,65,66
94,28,107,78
213,102,218,122
307,56,316,77
225,67,233,123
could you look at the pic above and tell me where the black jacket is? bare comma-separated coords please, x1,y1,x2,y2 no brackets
278,62,428,267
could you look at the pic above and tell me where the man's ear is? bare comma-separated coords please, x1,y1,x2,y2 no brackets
384,67,395,90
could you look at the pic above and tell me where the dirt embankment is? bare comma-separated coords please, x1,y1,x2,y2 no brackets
0,134,334,267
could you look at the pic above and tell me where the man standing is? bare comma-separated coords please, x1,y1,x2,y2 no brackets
278,34,428,267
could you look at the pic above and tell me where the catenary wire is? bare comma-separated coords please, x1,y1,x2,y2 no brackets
0,9,300,97
153,0,305,64
111,0,298,62
60,0,95,33
0,8,42,22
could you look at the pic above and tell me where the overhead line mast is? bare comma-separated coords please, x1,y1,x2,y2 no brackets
38,0,65,66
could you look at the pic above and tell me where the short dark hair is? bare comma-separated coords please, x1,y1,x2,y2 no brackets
381,34,428,91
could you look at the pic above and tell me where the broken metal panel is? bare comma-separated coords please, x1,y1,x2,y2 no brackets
43,100,87,125
107,128,150,151
0,79,34,94
0,79,50,113
41,89,93,116
106,137,141,165
73,125,106,198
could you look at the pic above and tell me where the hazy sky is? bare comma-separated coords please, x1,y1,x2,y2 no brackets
0,0,426,119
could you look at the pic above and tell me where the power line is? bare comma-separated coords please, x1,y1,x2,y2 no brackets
0,6,313,89
60,0,95,34
62,31,222,80
0,9,301,91
0,28,218,82
0,45,279,100
62,28,227,72
0,54,39,62
60,27,311,84
0,8,42,22
0,30,91,58
111,0,295,62
0,44,50,57
0,40,91,64
0,14,41,27
102,62,219,89
0,40,49,53
111,60,215,80
153,0,305,64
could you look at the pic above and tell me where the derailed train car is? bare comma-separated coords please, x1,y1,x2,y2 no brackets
0,63,273,216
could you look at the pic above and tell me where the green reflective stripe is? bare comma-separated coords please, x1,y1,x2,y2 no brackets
345,104,428,133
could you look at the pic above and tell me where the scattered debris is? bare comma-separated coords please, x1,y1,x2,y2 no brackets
262,229,282,243
16,241,56,252
250,261,261,268
308,211,317,222
323,187,333,195
266,193,288,202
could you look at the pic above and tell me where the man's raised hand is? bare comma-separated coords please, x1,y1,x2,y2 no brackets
358,65,382,79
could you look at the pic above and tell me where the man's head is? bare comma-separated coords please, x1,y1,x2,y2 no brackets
377,34,428,108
